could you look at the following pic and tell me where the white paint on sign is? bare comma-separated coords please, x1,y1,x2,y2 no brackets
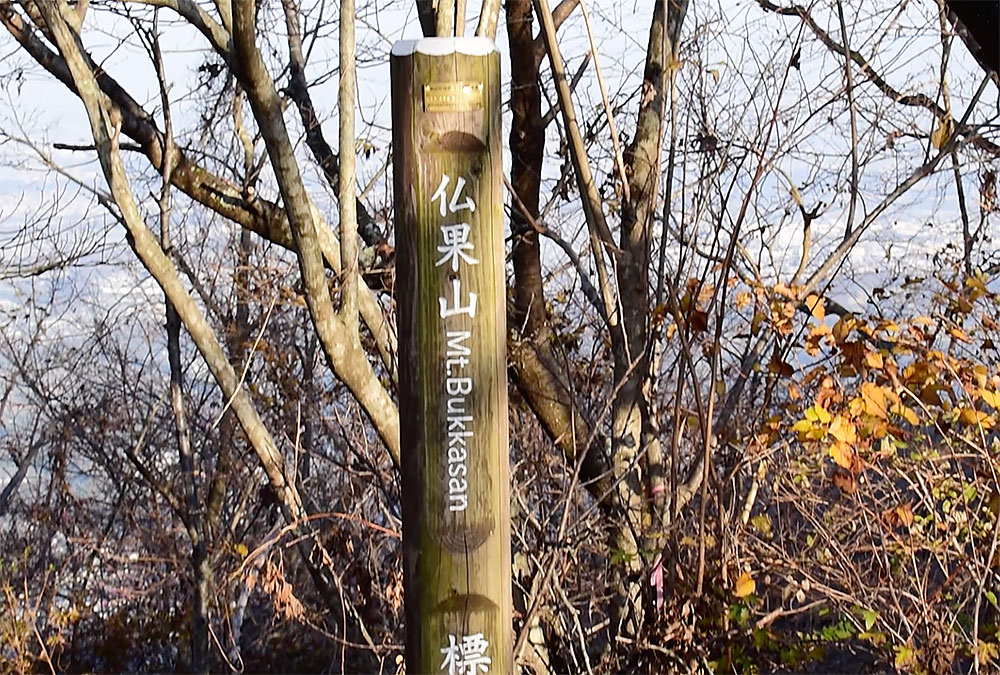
444,330,473,512
434,172,481,513
439,279,478,319
432,175,477,217
440,632,491,674
436,223,480,271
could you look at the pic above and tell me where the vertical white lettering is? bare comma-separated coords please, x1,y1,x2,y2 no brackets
446,330,472,356
431,174,451,217
439,279,477,318
435,172,480,517
446,378,472,396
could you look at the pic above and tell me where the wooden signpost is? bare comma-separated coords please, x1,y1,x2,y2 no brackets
391,38,511,674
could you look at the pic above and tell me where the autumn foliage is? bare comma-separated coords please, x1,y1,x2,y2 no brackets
678,271,1000,672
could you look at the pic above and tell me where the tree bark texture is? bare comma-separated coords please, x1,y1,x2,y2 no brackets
506,0,610,500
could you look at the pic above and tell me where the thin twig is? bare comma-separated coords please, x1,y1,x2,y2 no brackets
836,0,859,242
578,0,629,203
212,296,276,429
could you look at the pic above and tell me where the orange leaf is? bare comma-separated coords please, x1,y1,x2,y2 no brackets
806,294,825,320
832,467,858,494
689,309,709,333
833,316,855,343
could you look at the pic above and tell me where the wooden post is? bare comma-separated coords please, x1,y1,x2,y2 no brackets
391,38,511,674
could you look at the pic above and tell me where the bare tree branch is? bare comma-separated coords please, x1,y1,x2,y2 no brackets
230,0,398,461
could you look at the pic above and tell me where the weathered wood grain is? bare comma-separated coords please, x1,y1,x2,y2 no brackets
392,39,511,675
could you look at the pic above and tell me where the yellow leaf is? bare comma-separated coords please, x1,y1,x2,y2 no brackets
813,404,832,425
967,275,988,294
750,514,772,536
734,571,756,598
235,542,249,558
864,351,884,370
949,326,972,343
895,504,914,528
773,282,793,298
977,640,999,665
959,407,994,429
982,388,1000,410
861,382,889,419
931,116,954,149
828,415,857,444
829,442,855,470
895,645,916,669
897,404,919,426
807,427,826,440
735,291,752,310
849,396,865,417
805,294,825,320
792,419,812,434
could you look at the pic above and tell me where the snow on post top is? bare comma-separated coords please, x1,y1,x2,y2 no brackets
391,37,497,57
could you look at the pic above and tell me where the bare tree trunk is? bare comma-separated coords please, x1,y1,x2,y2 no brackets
149,24,210,671
281,0,381,248
611,0,687,640
231,0,400,462
338,0,358,336
299,332,316,481
506,0,609,500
